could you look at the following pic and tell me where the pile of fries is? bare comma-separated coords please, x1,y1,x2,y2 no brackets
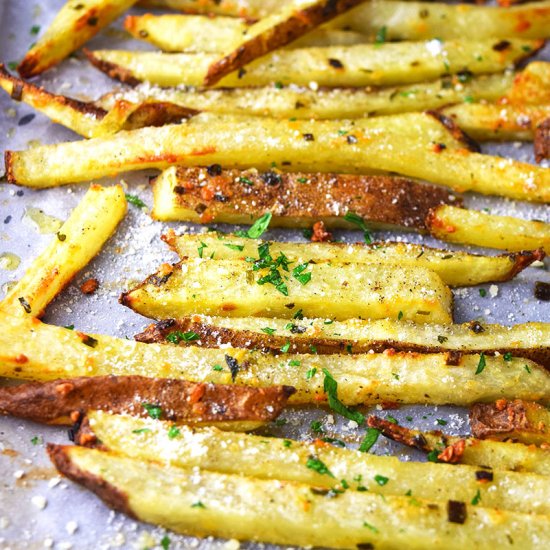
1,0,550,547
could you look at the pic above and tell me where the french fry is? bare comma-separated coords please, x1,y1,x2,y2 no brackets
120,258,454,324
131,2,550,52
162,232,543,288
138,0,280,17
96,71,516,120
49,445,550,549
0,376,294,428
8,112,548,203
0,184,126,318
135,314,550,370
334,0,550,40
507,61,550,105
470,400,550,445
203,0,367,86
151,166,461,230
78,411,550,516
125,14,369,52
440,103,550,142
85,39,542,88
2,313,549,407
368,416,550,476
535,118,550,162
426,205,550,252
0,64,107,138
17,0,138,78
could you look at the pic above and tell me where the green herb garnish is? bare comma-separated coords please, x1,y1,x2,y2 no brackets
125,193,147,209
322,369,364,424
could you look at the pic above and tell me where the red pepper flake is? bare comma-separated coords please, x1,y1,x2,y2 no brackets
80,278,99,295
311,221,332,242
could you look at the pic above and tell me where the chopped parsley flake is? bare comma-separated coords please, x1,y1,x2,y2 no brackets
475,352,486,375
503,352,513,361
343,211,373,243
132,428,151,434
280,341,291,353
306,456,334,478
262,327,276,335
167,426,181,439
479,288,487,297
288,359,301,366
293,309,304,320
306,367,317,380
224,243,244,251
212,364,223,371
310,420,324,433
374,474,389,486
436,418,448,426
125,193,147,209
398,311,404,321
166,331,199,344
142,403,163,420
363,522,379,533
236,212,272,239
375,26,387,45
161,535,171,549
323,369,365,424
31,435,42,445
524,365,531,374
292,262,312,285
191,501,206,509
359,428,380,453
283,439,292,447
471,489,481,506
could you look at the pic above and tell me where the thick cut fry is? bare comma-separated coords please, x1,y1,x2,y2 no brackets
0,64,107,138
441,103,550,142
17,0,137,78
368,416,550,476
2,313,549,406
98,72,515,120
535,118,550,162
49,445,550,549
79,411,550,516
9,112,548,203
125,14,369,52
163,232,543,288
135,315,550,370
203,0,366,86
0,184,126,318
85,39,542,88
427,205,550,252
470,400,550,445
151,166,461,230
0,376,294,428
334,0,550,40
121,259,454,324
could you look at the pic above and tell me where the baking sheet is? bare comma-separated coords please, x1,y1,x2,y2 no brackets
0,1,549,548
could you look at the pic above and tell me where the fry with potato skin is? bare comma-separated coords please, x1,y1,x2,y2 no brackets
120,258,454,324
203,0,367,86
135,315,550,369
17,0,138,78
0,184,127,318
427,205,550,252
48,445,550,549
0,376,294,428
368,416,550,476
470,400,550,445
151,166,460,229
76,411,550,516
535,118,550,162
2,313,549,407
85,39,543,88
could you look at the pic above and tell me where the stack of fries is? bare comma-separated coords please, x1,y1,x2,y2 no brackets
1,0,549,547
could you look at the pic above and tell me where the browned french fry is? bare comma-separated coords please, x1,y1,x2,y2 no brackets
0,375,294,428
470,400,550,445
535,118,550,163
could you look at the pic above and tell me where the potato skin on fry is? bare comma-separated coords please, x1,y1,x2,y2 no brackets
151,166,460,229
535,117,550,163
470,399,550,445
0,375,295,425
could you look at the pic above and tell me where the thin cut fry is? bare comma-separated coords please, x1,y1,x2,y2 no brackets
85,39,542,88
368,416,550,476
2,313,549,407
7,113,548,203
17,0,137,78
48,445,550,549
441,103,550,142
203,0,366,86
535,118,550,162
77,411,550,516
0,184,126,318
162,232,543,288
135,314,550,370
427,205,550,252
